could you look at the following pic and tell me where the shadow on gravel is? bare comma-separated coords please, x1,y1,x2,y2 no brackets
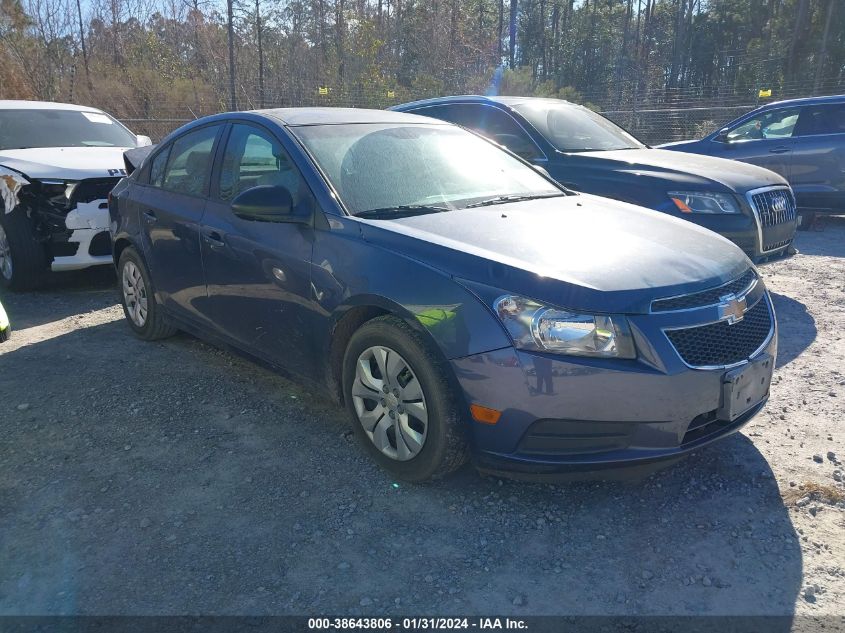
0,268,117,330
0,297,802,619
769,292,816,368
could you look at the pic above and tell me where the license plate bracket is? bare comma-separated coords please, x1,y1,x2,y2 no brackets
718,354,772,421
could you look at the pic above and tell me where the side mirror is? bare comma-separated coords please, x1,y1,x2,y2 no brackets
714,128,730,143
231,185,307,223
136,134,153,147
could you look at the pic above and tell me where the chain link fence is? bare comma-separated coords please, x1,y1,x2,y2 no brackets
601,105,757,145
118,79,845,144
119,103,760,145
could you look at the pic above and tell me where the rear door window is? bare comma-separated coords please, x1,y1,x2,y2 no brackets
793,104,845,136
161,125,222,197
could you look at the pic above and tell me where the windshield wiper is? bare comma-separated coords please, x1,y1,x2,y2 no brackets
464,193,566,208
355,204,451,219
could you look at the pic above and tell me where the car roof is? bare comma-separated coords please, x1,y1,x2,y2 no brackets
253,107,438,126
0,100,105,112
756,94,845,109
391,95,578,111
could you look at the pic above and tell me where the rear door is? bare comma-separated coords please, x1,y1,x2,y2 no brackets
138,123,224,324
714,106,801,179
789,102,845,211
199,121,320,377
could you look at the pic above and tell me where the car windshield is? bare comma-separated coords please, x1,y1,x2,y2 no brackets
0,109,137,150
510,101,645,152
291,123,563,216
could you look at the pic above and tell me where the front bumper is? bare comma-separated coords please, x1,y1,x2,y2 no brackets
51,200,112,271
680,212,795,263
451,295,777,474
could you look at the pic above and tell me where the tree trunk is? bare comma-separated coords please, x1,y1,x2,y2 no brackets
75,0,92,92
509,0,517,68
256,0,265,108
227,0,236,110
813,0,835,94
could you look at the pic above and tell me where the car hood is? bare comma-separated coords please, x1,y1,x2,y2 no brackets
357,194,752,314
572,147,786,192
0,147,131,180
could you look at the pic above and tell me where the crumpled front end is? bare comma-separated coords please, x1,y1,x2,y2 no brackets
12,176,119,271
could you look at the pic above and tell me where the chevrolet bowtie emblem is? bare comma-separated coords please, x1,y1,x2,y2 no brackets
718,293,747,324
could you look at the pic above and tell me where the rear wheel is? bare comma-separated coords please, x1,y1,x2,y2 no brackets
797,211,817,231
118,246,177,340
0,208,48,290
342,315,469,482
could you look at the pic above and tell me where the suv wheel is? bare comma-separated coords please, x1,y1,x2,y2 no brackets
342,316,469,482
0,208,48,290
798,211,816,231
118,246,177,340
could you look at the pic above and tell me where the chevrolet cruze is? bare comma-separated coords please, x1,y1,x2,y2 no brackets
109,108,777,481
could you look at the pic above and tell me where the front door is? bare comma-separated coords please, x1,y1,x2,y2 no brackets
713,106,802,180
200,122,320,378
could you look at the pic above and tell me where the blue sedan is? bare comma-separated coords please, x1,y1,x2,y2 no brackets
109,108,776,481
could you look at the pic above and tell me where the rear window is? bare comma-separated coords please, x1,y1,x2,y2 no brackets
794,104,845,136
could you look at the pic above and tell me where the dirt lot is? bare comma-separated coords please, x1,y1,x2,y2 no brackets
1,218,844,621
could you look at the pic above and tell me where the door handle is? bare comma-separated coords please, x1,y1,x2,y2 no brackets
143,210,157,223
769,146,791,154
202,230,225,248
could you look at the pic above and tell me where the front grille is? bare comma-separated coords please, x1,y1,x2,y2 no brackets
651,269,756,312
516,419,633,456
72,178,121,204
763,238,792,252
751,188,796,228
665,297,773,367
681,410,733,446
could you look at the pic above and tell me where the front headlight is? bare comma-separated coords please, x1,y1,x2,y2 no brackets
668,191,740,214
494,295,636,359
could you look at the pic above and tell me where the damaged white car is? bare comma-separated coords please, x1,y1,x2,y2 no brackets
0,100,150,289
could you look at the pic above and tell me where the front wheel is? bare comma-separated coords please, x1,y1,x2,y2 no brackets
0,208,48,290
118,246,177,340
342,316,469,482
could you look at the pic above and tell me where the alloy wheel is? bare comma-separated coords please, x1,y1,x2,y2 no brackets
0,224,12,281
351,345,428,461
122,261,148,327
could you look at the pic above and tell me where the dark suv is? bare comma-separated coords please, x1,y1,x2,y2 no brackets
392,96,798,262
661,94,845,228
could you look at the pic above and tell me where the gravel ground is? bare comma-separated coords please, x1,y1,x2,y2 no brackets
0,218,843,620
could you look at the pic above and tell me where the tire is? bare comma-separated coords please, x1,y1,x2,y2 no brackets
117,246,177,340
0,207,48,290
797,211,816,231
342,315,469,482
